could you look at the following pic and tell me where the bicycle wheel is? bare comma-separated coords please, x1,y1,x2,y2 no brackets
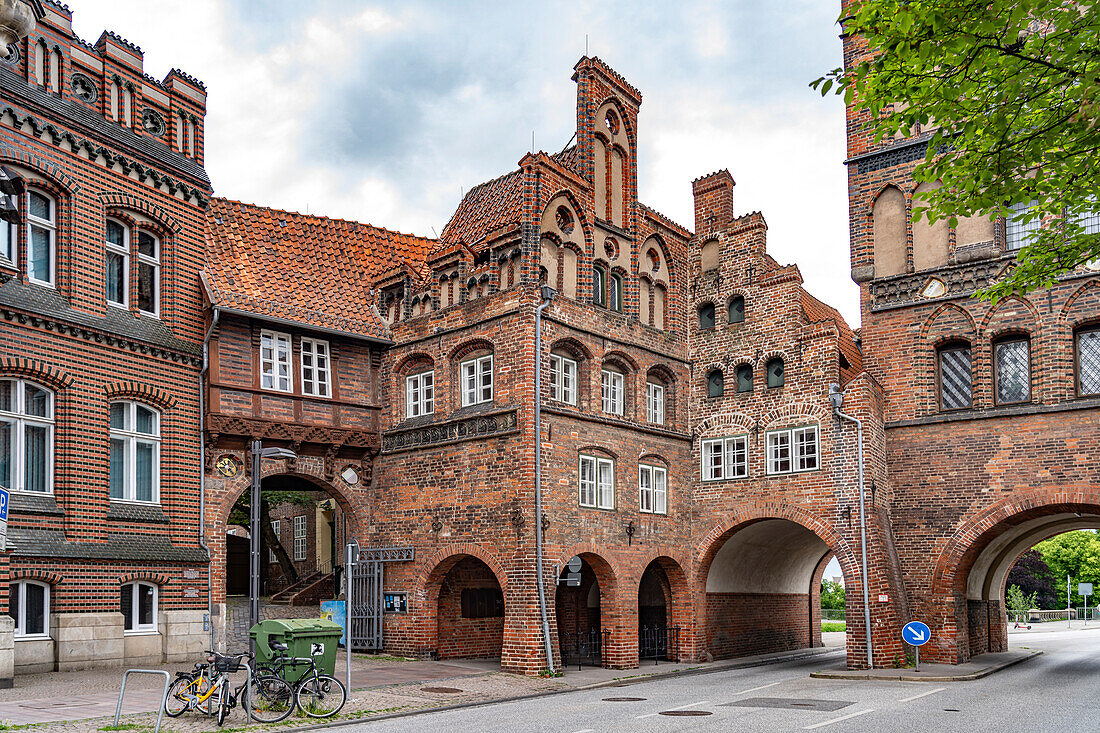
164,675,197,717
245,674,295,723
295,674,347,718
216,685,229,727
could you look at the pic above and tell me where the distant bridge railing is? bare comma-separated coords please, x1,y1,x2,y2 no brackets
1006,608,1097,622
821,609,845,621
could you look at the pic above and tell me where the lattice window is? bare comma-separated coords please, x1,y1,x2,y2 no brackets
995,338,1030,404
939,345,972,410
1078,329,1100,396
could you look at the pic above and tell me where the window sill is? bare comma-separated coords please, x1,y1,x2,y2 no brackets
14,634,51,642
124,629,160,636
107,301,129,311
109,499,161,507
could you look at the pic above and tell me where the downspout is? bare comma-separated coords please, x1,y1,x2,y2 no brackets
534,289,555,673
200,306,220,650
830,383,873,669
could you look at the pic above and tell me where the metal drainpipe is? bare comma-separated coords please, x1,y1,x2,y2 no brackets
833,400,873,669
534,290,555,674
199,307,220,650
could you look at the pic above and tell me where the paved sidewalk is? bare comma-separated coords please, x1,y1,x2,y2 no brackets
810,648,1043,681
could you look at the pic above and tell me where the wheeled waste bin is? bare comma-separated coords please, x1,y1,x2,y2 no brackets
249,618,344,684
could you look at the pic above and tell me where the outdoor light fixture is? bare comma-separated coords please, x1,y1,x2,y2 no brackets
0,0,44,58
540,284,557,302
248,440,297,654
828,382,844,410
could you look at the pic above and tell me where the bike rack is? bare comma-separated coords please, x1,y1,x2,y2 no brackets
114,669,170,733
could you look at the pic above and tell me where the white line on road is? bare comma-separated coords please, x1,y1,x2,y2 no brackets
569,729,594,732
803,709,874,730
733,679,791,696
635,700,710,719
898,686,946,703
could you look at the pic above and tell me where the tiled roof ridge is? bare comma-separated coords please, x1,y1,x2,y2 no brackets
208,286,382,334
167,68,207,91
212,196,436,244
97,30,143,55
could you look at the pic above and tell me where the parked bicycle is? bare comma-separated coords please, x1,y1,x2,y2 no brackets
257,640,347,718
163,650,295,725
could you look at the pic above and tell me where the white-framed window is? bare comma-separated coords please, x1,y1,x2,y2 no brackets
9,580,49,638
646,381,665,424
405,371,434,418
639,464,667,515
260,330,293,392
549,353,577,405
121,581,157,633
27,188,55,286
268,520,280,563
579,455,614,509
767,425,819,475
701,435,748,481
460,354,493,406
293,515,307,562
135,230,159,316
109,401,160,503
601,368,624,415
0,379,53,493
105,218,129,308
300,338,332,398
0,210,14,265
1006,200,1039,251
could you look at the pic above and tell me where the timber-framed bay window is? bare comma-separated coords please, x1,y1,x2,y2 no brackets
405,370,434,418
766,425,819,475
701,435,747,481
638,463,667,514
0,379,53,494
460,354,493,406
579,454,614,509
109,401,160,504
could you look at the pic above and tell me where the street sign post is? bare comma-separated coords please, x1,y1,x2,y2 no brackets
1080,583,1093,625
901,620,931,672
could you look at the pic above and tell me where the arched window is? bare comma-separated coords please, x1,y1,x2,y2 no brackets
1077,326,1100,396
105,218,129,307
0,379,54,493
654,283,667,330
728,296,745,324
33,39,45,86
700,239,719,273
698,302,715,330
938,342,972,410
10,580,49,638
27,188,56,286
109,402,161,503
736,364,753,393
766,358,785,388
134,229,160,315
405,367,434,418
550,349,578,405
872,186,906,277
645,377,665,424
707,369,724,398
121,581,157,632
608,272,623,312
994,335,1031,404
48,48,61,93
592,265,608,307
460,351,493,407
601,365,624,415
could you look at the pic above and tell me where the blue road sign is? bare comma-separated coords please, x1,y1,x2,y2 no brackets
0,486,8,521
902,620,931,646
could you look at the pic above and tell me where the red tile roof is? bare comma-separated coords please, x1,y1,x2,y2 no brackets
204,198,434,340
801,288,863,383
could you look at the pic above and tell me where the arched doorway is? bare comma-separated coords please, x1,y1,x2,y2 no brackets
637,557,689,664
555,553,616,668
434,556,506,661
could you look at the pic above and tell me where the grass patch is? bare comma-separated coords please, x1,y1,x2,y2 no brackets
98,725,148,732
821,622,847,632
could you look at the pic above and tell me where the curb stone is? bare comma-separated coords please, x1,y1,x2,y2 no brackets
808,649,1042,682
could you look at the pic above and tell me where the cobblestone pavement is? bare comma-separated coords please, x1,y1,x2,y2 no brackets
225,596,321,651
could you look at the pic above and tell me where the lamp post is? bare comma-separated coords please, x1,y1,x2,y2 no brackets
249,440,296,653
0,1,44,59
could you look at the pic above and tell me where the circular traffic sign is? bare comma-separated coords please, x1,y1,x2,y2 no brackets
901,620,931,646
566,555,583,573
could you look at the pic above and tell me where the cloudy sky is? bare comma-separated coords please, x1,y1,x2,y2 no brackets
71,0,856,323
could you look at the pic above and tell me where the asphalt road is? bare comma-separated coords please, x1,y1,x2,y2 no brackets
345,628,1100,732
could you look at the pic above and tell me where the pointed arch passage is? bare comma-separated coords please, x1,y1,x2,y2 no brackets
554,552,619,669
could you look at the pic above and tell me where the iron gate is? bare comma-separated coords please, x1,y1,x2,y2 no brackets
345,544,414,652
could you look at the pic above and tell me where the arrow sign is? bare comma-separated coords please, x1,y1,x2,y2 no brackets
902,621,931,647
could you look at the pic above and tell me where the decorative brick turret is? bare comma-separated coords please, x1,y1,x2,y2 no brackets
692,169,735,234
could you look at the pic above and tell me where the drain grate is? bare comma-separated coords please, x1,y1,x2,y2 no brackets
603,697,646,702
723,697,854,712
420,687,463,694
660,710,712,716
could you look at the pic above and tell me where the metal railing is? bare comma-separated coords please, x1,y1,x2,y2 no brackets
639,625,680,664
114,669,170,733
560,629,609,671
821,608,846,621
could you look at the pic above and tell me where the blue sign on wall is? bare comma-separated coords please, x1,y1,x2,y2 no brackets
0,486,9,522
902,620,931,646
320,600,346,646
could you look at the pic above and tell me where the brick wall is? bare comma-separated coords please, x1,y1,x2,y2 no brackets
437,557,505,659
705,592,810,659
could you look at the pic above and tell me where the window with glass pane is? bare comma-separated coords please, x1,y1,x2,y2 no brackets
596,457,614,509
269,520,280,563
122,581,157,632
9,580,48,637
1074,199,1100,236
794,426,819,471
1078,328,1100,396
293,515,307,561
646,382,665,424
608,273,623,312
105,219,128,306
766,358,785,388
405,371,434,418
0,218,14,264
593,266,607,307
109,402,160,503
702,436,747,480
702,439,723,481
652,466,666,514
767,426,819,475
27,189,55,285
135,231,159,315
707,369,724,398
460,355,493,406
1006,200,1039,250
300,338,332,397
736,364,753,393
639,464,667,515
995,338,1030,403
698,303,715,329
766,430,792,475
728,296,745,324
260,330,292,392
0,379,53,493
939,345,972,410
578,455,596,507
601,368,624,415
550,354,577,404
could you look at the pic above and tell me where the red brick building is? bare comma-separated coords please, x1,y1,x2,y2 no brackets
0,3,210,677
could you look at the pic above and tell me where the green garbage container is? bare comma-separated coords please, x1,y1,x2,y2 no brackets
249,618,344,684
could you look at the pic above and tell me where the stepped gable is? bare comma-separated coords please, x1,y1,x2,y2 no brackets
204,198,434,340
801,288,863,383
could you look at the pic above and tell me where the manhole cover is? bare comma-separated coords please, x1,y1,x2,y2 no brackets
723,697,854,712
603,697,646,702
660,710,712,716
421,687,463,694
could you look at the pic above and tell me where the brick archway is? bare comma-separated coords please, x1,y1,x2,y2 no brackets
552,548,628,668
636,555,691,664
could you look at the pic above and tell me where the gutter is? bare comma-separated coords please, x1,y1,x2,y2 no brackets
534,288,555,674
199,306,220,650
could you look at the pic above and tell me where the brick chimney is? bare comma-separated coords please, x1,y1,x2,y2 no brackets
692,169,735,234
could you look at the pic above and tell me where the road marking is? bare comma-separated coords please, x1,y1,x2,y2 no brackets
570,729,594,733
898,687,946,702
803,709,874,729
733,679,790,696
635,700,709,719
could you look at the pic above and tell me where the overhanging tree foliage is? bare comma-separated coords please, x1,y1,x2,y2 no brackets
1005,548,1058,608
228,489,318,587
1033,530,1100,607
814,0,1100,301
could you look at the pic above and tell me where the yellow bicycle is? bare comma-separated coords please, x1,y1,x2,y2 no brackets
164,651,294,725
